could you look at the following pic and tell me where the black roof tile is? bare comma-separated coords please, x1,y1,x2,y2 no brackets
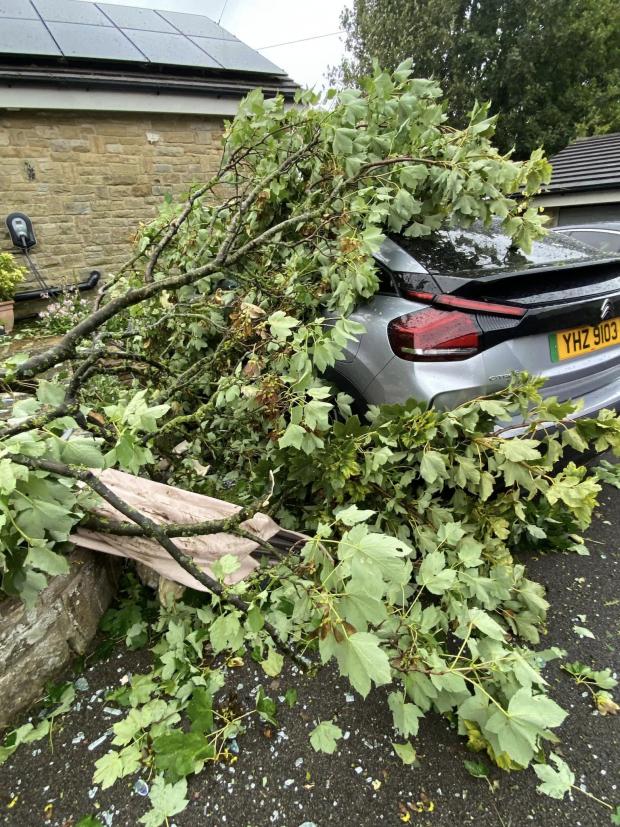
547,132,620,193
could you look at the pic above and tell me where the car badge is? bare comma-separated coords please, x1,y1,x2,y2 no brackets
601,299,612,321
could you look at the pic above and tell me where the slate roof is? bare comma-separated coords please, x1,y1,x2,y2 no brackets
0,0,298,98
547,132,620,194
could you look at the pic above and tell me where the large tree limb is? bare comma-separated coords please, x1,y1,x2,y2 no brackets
10,453,307,666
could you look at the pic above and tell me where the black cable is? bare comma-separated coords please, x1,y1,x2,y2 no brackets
23,248,49,292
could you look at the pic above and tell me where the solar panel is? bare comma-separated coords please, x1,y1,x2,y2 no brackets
158,10,239,41
126,29,222,69
192,38,285,75
97,3,176,33
0,18,60,54
0,0,38,19
0,0,288,76
33,0,111,25
47,21,145,61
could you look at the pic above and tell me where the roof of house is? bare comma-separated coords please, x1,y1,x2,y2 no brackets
547,132,620,194
0,0,298,99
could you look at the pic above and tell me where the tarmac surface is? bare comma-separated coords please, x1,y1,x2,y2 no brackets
1,486,618,827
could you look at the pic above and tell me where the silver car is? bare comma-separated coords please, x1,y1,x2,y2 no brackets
333,223,620,419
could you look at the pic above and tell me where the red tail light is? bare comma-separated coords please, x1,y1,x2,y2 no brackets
388,307,481,361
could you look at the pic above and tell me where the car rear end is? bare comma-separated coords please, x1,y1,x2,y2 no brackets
336,224,620,421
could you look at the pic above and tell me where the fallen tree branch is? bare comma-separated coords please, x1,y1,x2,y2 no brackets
11,454,305,665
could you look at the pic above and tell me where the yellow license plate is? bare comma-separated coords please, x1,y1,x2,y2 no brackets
549,317,620,362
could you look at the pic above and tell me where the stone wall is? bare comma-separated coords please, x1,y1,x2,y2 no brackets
0,109,225,289
0,549,120,727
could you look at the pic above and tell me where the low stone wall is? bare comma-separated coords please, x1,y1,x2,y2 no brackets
0,549,120,727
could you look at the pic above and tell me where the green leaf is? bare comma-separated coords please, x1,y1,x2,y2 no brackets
333,127,354,156
533,753,574,800
211,554,241,581
420,450,448,484
0,458,26,495
60,438,104,469
338,632,391,698
310,720,342,754
508,688,567,729
284,688,298,708
468,608,506,641
75,818,104,827
152,731,215,780
417,551,457,595
392,741,417,765
484,688,567,767
93,746,141,790
260,648,284,677
139,777,188,827
278,422,306,450
388,692,423,738
36,379,66,407
463,759,489,778
255,686,277,724
303,399,332,431
187,688,214,734
268,311,299,340
25,545,70,577
500,439,541,462
209,612,243,654
246,605,265,633
335,504,376,526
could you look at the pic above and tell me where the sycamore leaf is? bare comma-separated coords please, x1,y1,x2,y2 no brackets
335,504,376,526
533,753,574,800
260,648,284,677
36,379,66,407
392,741,417,765
417,551,457,595
139,777,188,827
338,632,391,698
25,545,70,577
500,440,541,462
209,612,243,654
211,554,241,581
310,720,342,754
468,608,506,641
93,746,141,790
268,311,299,340
419,450,448,484
278,422,306,450
388,692,423,738
152,731,215,780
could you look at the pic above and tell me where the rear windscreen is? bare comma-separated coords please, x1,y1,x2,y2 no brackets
391,222,614,278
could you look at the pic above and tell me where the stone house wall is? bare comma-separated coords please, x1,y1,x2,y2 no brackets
0,109,225,290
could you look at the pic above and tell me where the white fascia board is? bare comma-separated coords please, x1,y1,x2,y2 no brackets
0,85,240,116
534,189,620,208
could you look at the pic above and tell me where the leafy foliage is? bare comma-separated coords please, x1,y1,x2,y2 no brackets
0,252,26,302
563,661,619,715
534,753,575,800
0,65,618,823
334,0,620,157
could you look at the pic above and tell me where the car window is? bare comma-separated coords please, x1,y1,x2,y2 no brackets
390,221,610,278
560,229,620,254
